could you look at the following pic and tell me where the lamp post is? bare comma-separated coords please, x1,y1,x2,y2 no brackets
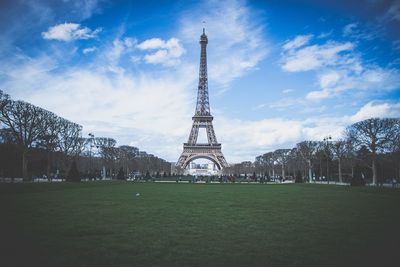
323,136,332,184
88,133,94,180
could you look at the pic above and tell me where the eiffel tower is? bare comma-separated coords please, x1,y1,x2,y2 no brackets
176,28,228,171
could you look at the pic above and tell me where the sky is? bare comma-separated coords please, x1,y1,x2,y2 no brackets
0,0,399,163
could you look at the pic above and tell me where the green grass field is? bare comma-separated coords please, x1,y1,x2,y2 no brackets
1,182,399,266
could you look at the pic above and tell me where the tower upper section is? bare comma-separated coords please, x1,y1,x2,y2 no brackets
195,28,211,117
200,28,208,44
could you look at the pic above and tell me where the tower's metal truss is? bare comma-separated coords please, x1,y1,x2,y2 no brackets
176,29,228,170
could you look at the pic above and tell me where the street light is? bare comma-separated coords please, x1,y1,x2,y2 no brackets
323,136,332,184
88,133,94,180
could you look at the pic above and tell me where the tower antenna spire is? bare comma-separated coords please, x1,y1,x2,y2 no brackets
202,20,206,34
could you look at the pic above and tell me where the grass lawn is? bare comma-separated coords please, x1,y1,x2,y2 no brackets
1,182,399,266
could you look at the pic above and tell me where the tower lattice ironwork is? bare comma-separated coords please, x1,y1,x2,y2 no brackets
176,29,228,170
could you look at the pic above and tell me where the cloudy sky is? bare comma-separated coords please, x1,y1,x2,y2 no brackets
1,0,399,163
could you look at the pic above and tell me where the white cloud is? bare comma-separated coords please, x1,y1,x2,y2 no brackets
350,101,400,123
107,39,128,62
101,37,138,73
42,23,101,42
123,37,136,48
282,34,312,50
281,39,355,72
306,89,331,101
281,35,400,102
252,103,267,110
317,31,333,39
137,38,185,66
282,89,294,94
323,66,399,96
130,56,141,63
137,38,170,50
269,98,304,109
179,0,268,87
342,22,381,41
304,71,340,100
268,96,329,113
76,0,102,20
305,66,400,101
319,71,340,88
343,23,358,36
216,117,304,161
83,46,97,54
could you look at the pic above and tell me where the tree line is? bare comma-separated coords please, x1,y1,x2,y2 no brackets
0,90,171,181
224,117,400,185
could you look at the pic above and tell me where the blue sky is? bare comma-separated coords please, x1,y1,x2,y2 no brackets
0,0,399,162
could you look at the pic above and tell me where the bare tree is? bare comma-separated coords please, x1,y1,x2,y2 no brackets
346,118,400,185
263,152,276,177
95,137,117,178
344,137,357,179
254,155,264,176
57,119,84,157
37,111,60,177
0,90,10,112
384,120,400,181
55,118,84,175
0,128,16,144
0,100,48,179
287,147,306,179
274,149,291,180
321,138,333,182
297,141,319,182
0,90,10,132
330,140,347,183
118,145,138,174
242,161,253,177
